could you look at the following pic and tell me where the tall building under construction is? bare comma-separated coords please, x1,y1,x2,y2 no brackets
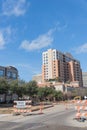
42,49,83,87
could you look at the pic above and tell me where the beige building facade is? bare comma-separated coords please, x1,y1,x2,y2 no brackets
42,49,83,87
32,74,42,83
82,72,87,87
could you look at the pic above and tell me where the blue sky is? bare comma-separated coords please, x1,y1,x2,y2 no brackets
0,0,87,81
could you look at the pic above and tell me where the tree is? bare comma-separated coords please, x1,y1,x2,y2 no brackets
54,90,63,101
37,86,55,101
43,87,54,101
16,86,26,98
0,78,9,94
55,77,62,82
17,79,26,98
25,80,38,99
48,77,62,82
49,78,55,82
9,79,26,98
37,87,46,101
9,80,18,93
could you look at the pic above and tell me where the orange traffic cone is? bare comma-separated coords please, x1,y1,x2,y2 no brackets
40,102,43,114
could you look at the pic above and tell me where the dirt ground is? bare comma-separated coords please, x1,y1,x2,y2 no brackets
0,104,53,114
0,107,13,114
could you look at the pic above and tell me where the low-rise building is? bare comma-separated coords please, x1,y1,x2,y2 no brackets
0,66,18,80
37,81,77,93
32,74,42,83
82,72,87,87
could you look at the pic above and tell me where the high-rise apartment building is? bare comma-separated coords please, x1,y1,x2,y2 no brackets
42,49,83,87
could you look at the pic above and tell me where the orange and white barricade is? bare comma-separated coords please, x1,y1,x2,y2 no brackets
74,100,87,104
75,100,87,120
39,102,44,114
13,100,32,114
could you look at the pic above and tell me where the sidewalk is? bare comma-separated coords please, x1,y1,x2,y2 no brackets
0,114,10,117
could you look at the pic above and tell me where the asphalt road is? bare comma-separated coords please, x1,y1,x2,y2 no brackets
0,104,87,130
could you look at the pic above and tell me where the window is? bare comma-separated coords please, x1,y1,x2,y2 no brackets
0,70,4,77
7,71,11,78
12,73,17,79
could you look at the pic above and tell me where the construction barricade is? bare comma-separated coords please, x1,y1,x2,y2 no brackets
13,100,32,115
74,100,87,122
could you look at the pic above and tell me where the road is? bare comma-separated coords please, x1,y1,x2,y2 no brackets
0,104,87,130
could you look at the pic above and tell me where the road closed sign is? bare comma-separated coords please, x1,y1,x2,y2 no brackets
14,100,32,109
14,101,26,108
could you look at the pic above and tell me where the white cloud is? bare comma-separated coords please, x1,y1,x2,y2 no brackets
17,63,30,69
0,32,5,49
75,43,87,53
20,29,54,51
0,26,12,49
2,0,29,16
20,23,68,51
55,21,68,31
